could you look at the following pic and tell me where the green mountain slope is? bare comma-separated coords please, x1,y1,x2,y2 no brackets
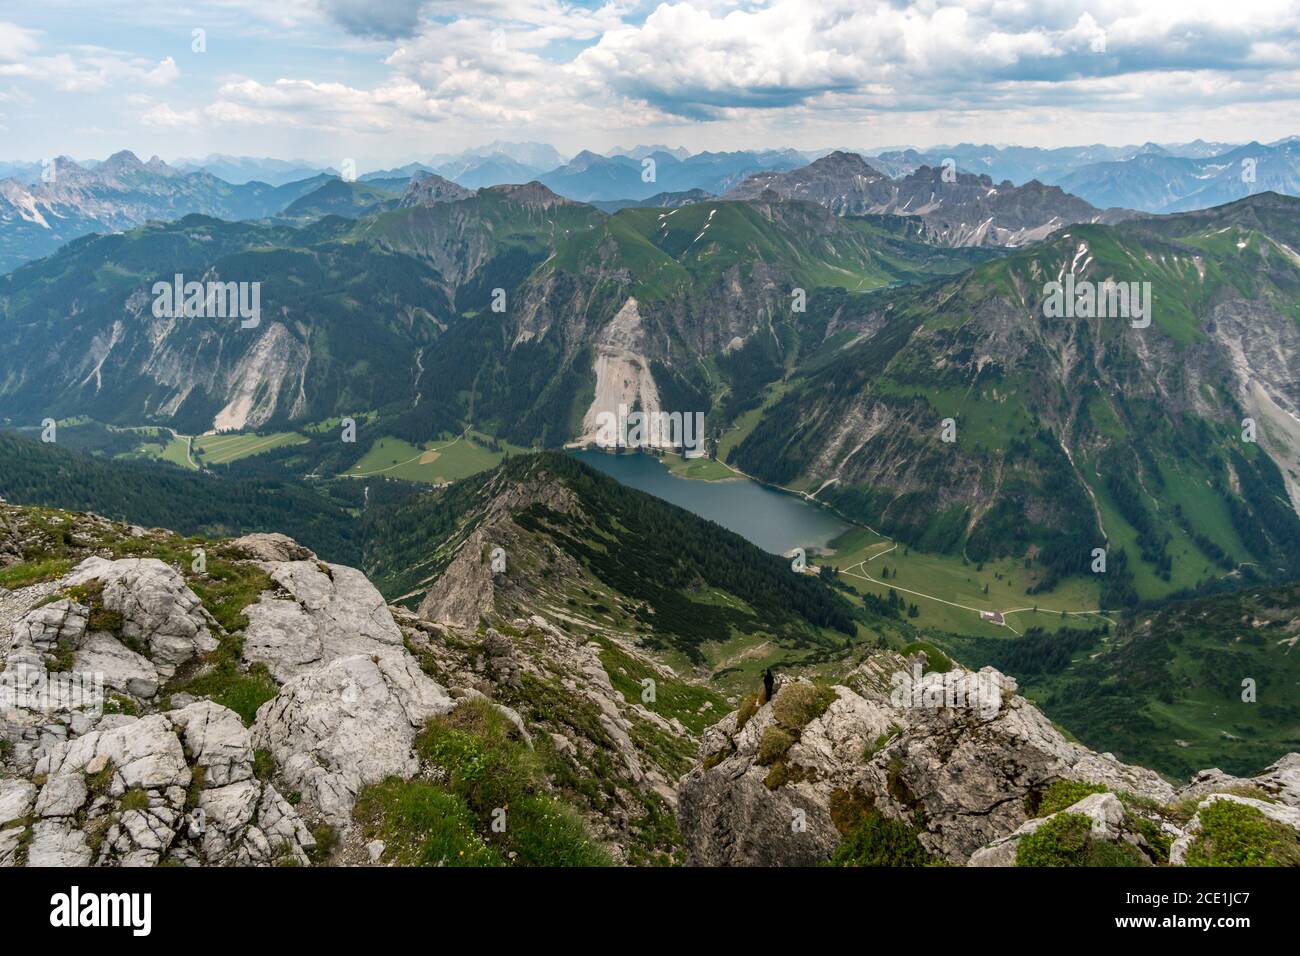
733,194,1300,606
362,452,857,667
0,431,372,562
940,581,1300,778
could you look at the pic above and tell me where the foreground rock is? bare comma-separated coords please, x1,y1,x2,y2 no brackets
252,654,456,827
678,651,1298,867
16,701,316,866
0,523,462,866
64,557,219,678
242,560,406,682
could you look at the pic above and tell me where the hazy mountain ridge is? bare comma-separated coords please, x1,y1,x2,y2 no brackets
0,151,332,272
724,151,1136,247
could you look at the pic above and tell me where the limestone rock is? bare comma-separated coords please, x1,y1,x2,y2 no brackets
75,633,160,699
0,779,35,828
679,651,1177,866
14,701,315,867
1170,792,1300,865
62,557,217,678
38,714,191,793
252,654,455,826
8,599,87,656
228,532,315,563
968,792,1127,866
169,700,254,788
242,561,404,681
33,774,88,818
1176,753,1300,809
417,531,496,629
26,820,92,866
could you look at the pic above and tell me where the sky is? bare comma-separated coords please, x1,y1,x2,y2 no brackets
3,0,1300,170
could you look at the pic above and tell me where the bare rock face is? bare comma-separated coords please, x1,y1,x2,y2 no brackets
0,780,37,866
399,173,473,208
3,558,221,730
251,654,456,827
19,702,315,866
9,599,88,656
242,561,405,682
677,652,1177,866
75,632,160,699
227,532,315,563
63,557,218,678
417,532,497,629
1175,753,1300,808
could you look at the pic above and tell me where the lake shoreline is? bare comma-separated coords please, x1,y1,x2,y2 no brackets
569,446,857,556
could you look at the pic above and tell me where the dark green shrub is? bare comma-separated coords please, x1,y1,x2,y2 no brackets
1035,780,1108,817
1184,799,1300,867
828,811,934,867
1015,812,1145,867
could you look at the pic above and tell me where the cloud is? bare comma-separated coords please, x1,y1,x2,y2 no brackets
18,1,1300,158
0,22,180,93
0,21,40,61
140,102,201,128
317,0,431,39
198,0,1300,140
568,1,1300,118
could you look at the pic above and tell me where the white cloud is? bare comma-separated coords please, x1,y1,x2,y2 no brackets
12,1,1300,159
140,102,201,128
0,22,180,93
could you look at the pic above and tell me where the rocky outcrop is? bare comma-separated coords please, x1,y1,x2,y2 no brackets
397,609,692,856
1170,793,1300,865
2,555,220,728
722,151,1132,247
251,654,455,827
1174,753,1300,807
242,560,405,682
677,651,1295,867
63,557,218,677
398,173,473,208
228,532,316,563
19,702,315,866
0,518,458,866
968,792,1131,866
416,532,498,629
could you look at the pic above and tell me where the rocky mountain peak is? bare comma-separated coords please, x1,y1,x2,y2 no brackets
484,180,572,209
398,172,474,207
98,150,146,173
564,149,615,172
808,150,886,178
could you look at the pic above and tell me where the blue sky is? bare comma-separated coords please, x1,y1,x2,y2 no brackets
3,0,1300,170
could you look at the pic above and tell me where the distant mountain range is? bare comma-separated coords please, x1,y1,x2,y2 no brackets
3,151,1300,762
535,148,808,202
1056,140,1300,213
173,154,334,186
723,151,1135,247
0,151,330,272
5,137,1300,273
